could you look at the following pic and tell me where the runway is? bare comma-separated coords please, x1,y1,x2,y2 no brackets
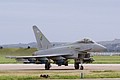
0,64,120,71
0,64,119,80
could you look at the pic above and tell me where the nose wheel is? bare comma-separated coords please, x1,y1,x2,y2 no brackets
74,59,84,70
80,60,84,70
74,63,84,70
80,65,84,70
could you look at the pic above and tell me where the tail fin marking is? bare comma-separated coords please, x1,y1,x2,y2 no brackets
33,25,52,50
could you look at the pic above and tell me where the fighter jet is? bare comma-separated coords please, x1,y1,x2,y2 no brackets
6,26,107,70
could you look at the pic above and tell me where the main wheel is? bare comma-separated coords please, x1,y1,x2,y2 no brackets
74,63,79,69
64,61,68,66
45,62,51,70
80,65,84,70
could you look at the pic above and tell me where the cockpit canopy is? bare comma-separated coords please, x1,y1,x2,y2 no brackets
76,38,95,44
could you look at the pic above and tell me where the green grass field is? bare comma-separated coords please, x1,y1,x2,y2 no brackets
93,56,120,64
0,48,36,64
0,48,120,64
0,70,120,79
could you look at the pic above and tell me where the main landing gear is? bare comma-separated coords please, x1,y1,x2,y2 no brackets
74,63,79,69
45,61,51,70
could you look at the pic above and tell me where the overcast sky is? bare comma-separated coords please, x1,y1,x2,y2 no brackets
0,0,120,44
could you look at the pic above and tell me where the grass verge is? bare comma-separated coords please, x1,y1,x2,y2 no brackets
0,70,120,79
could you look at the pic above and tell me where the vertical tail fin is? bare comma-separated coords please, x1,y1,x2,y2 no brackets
33,25,52,50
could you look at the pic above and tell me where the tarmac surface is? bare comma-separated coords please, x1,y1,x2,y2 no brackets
0,64,120,80
0,64,120,71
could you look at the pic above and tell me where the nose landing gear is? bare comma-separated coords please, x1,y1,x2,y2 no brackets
74,59,84,70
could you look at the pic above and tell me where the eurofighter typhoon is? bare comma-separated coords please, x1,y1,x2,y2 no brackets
7,26,107,70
